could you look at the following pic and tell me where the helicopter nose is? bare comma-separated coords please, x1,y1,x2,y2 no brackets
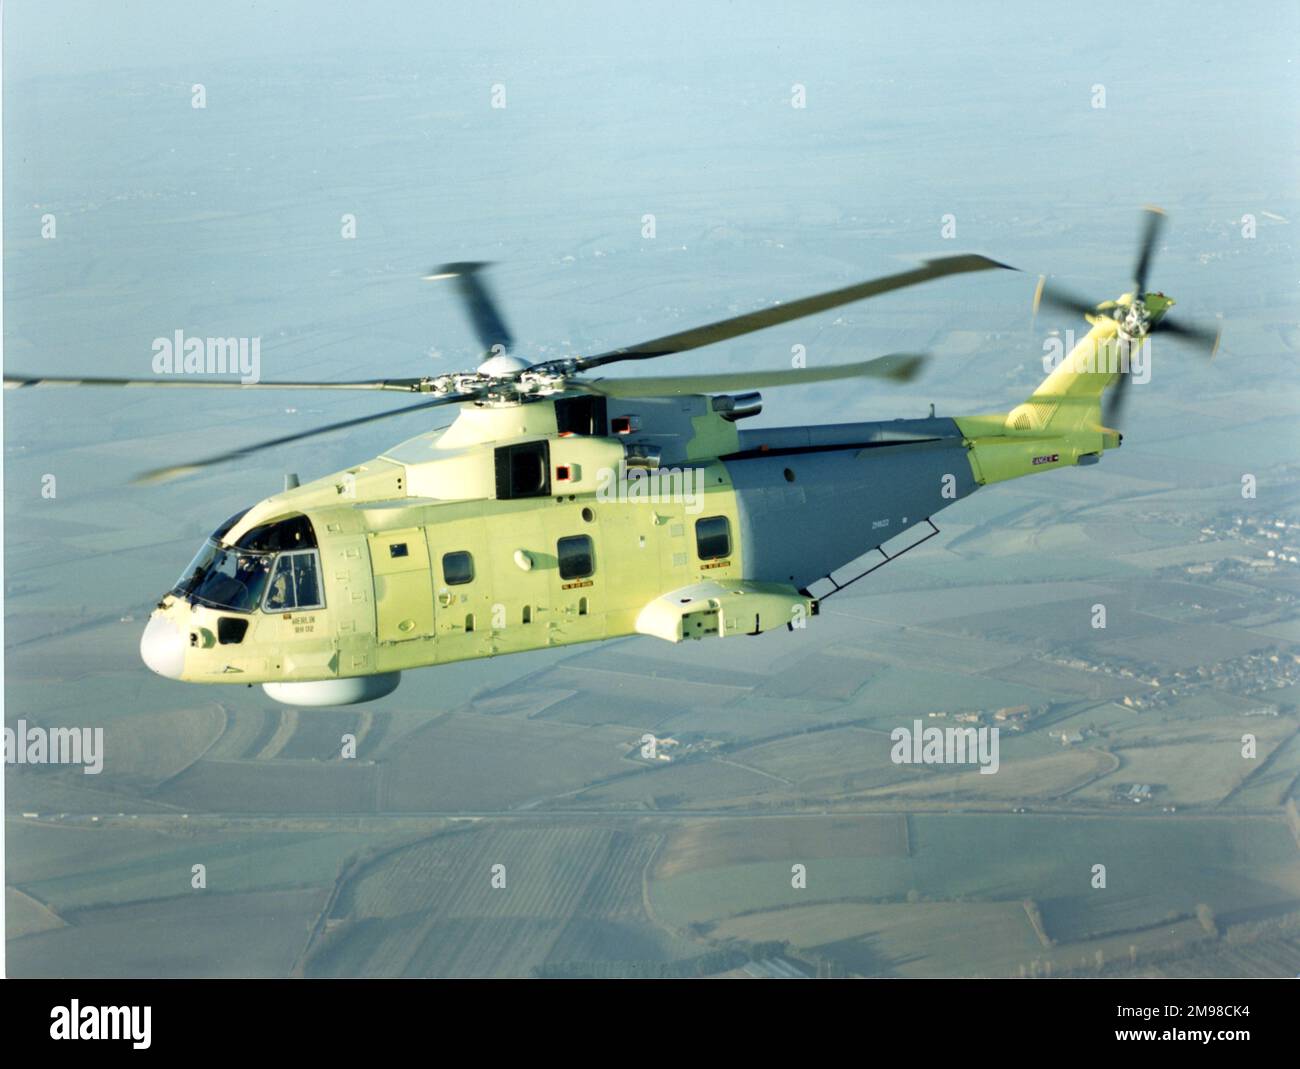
140,613,185,679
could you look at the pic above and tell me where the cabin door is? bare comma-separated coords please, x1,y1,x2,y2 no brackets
367,527,435,643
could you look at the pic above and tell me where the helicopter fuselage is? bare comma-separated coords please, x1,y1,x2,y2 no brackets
140,313,1129,706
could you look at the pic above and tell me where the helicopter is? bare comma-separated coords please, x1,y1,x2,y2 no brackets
5,208,1219,706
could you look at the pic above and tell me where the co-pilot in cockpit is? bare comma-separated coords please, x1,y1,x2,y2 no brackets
171,510,323,614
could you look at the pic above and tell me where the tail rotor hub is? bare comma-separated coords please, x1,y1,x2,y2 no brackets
1032,207,1221,432
1116,299,1151,341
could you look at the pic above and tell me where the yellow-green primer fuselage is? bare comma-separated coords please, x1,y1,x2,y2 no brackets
141,299,1158,705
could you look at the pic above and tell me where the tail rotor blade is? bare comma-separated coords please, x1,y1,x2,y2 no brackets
1155,314,1222,359
1133,206,1166,300
1034,281,1098,320
1103,369,1132,429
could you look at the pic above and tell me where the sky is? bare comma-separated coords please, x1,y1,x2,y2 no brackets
3,0,1296,541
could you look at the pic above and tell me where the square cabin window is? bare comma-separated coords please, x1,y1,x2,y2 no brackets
557,535,594,580
443,551,475,586
695,516,732,560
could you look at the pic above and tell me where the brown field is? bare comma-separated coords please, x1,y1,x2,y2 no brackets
152,759,380,814
1076,725,1295,807
379,713,634,811
653,815,908,881
275,709,364,760
203,706,275,761
711,900,1046,977
853,747,1115,802
310,822,684,977
733,726,924,796
8,889,327,978
563,756,779,811
103,706,227,786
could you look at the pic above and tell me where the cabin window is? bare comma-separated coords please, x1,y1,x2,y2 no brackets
557,534,595,580
263,549,325,612
695,516,732,560
494,441,551,499
443,551,475,586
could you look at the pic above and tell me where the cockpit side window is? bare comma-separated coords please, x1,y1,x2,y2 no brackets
263,549,325,613
173,542,272,613
175,514,322,614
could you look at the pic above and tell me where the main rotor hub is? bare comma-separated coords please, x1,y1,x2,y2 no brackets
475,353,531,377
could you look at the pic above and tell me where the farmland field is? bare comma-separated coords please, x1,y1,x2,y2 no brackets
648,814,1300,931
310,822,693,977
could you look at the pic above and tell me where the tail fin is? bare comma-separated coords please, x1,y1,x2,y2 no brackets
955,309,1143,487
1007,304,1156,439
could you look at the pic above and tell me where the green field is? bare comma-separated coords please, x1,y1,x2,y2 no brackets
649,813,1300,933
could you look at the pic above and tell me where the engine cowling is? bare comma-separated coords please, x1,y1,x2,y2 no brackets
262,673,400,707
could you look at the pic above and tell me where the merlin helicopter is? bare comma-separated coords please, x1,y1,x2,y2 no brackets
6,209,1219,706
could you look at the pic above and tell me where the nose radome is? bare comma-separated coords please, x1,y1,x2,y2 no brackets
140,613,185,679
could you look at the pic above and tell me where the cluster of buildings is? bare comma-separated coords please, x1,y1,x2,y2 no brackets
926,705,1039,729
1192,515,1300,571
1048,648,1298,712
1117,650,1298,710
1113,782,1155,804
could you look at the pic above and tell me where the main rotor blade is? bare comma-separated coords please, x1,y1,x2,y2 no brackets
1133,206,1166,300
574,352,928,399
572,254,1013,371
424,261,513,355
134,392,472,484
4,373,424,391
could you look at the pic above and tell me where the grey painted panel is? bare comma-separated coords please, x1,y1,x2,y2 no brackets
735,416,965,453
728,434,978,589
